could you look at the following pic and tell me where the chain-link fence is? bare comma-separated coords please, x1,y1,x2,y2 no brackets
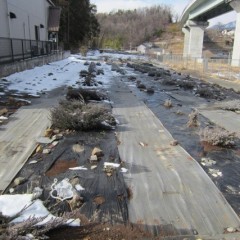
0,37,57,64
151,54,240,81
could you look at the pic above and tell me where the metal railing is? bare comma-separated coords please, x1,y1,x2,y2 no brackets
151,53,240,81
0,37,58,64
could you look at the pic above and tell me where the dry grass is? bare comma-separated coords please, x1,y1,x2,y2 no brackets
199,126,236,147
187,110,199,128
51,100,116,131
164,99,173,108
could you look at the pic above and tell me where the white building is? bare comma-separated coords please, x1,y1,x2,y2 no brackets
0,0,60,41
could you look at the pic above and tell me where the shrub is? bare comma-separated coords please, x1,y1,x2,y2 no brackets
51,100,116,131
199,126,236,147
187,110,199,127
164,99,173,108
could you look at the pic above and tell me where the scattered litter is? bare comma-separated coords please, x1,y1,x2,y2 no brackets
0,116,8,120
209,168,222,177
75,184,85,191
69,166,88,170
50,178,74,201
170,140,178,146
201,158,216,167
92,147,104,157
104,162,120,168
32,187,43,199
51,141,59,146
72,144,85,153
120,168,128,173
91,165,97,170
139,142,148,147
29,160,38,164
9,188,14,193
0,194,80,226
43,149,51,154
44,128,53,137
14,98,31,104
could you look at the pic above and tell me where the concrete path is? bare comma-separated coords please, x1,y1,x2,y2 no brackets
0,88,63,193
198,108,240,135
110,78,240,238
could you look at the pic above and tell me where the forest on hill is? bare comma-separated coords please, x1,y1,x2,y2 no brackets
52,1,173,50
97,5,173,50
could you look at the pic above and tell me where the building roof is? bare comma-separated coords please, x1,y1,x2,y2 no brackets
48,6,61,32
47,0,55,6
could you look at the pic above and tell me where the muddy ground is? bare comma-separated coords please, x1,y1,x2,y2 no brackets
1,56,240,239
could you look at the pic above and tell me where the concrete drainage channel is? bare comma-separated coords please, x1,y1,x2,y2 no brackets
1,54,240,239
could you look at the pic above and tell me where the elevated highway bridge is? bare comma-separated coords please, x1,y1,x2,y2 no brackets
181,0,240,66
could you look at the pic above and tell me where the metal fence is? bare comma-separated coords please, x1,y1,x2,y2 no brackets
151,54,240,81
0,37,58,64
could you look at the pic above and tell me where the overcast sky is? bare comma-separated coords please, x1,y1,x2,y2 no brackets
91,0,236,26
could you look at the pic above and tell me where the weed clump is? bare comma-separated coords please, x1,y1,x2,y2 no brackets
187,110,199,127
51,100,116,131
199,127,236,147
164,99,173,108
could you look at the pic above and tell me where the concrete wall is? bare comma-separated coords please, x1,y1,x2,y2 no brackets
0,1,10,38
0,51,71,78
0,0,51,40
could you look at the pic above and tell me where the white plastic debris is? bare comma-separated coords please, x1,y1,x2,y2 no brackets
0,194,80,226
75,184,85,191
0,116,8,120
104,162,120,168
69,166,88,170
120,168,128,173
50,178,74,201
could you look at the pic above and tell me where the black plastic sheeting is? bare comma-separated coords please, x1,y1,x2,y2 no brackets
10,131,129,224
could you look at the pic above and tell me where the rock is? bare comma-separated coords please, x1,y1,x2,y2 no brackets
68,194,83,211
0,108,8,116
52,134,63,141
137,83,146,89
227,227,236,233
84,61,90,66
91,147,104,157
90,155,98,163
36,137,53,144
146,87,154,94
36,145,43,153
44,128,53,138
70,177,80,186
53,129,60,134
43,149,51,154
9,188,14,193
170,140,179,146
14,177,26,186
96,62,101,66
72,144,85,153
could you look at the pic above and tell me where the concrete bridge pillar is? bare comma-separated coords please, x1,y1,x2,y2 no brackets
230,1,240,66
182,21,209,59
182,27,190,57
